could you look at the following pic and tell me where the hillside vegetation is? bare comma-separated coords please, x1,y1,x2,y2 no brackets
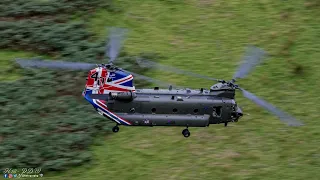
0,0,155,172
1,0,320,180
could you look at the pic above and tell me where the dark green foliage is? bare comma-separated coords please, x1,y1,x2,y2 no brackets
1,20,105,63
0,0,115,18
0,70,100,170
0,63,153,171
0,0,160,172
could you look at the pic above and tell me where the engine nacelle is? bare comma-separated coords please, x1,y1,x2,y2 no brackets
109,91,136,101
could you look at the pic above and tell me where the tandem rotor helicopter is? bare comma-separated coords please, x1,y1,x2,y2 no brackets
16,27,303,137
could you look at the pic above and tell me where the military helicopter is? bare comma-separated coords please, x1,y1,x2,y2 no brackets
16,27,303,138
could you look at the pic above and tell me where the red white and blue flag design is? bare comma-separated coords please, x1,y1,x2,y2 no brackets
83,67,134,125
93,99,132,125
84,67,135,94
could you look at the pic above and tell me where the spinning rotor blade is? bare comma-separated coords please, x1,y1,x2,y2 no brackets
136,58,219,81
233,46,267,80
16,59,177,88
105,27,128,63
240,88,303,126
16,59,95,70
121,69,180,88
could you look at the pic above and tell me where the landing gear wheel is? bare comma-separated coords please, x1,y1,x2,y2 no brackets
112,126,119,133
182,129,190,138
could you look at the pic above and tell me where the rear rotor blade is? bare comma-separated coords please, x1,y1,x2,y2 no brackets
240,88,303,126
136,58,219,81
106,27,128,63
233,46,267,79
16,59,96,70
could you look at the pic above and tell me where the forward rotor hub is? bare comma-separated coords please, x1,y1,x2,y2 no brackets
100,63,119,71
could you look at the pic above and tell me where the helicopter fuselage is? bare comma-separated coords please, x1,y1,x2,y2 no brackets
86,87,243,127
82,66,243,138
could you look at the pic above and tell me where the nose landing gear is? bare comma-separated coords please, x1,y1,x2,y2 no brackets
112,125,119,133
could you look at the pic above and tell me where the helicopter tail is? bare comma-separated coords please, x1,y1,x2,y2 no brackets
83,67,135,96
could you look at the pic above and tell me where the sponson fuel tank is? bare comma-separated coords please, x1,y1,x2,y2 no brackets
115,113,210,127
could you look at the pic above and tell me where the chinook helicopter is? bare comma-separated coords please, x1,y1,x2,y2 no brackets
16,27,303,137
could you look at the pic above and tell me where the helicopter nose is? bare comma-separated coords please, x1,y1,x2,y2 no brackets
231,106,243,122
236,106,243,117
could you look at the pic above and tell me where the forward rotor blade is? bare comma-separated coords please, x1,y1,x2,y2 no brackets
105,27,128,63
121,69,180,88
136,58,219,81
16,59,96,70
240,88,303,126
233,46,267,79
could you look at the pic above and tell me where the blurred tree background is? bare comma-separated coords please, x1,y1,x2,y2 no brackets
0,0,156,171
